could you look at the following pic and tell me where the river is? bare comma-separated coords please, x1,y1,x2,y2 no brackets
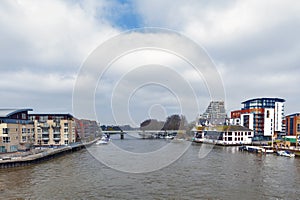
1,135,300,199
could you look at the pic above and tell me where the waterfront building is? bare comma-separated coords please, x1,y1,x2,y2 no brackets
231,98,285,140
197,101,227,126
75,118,101,142
0,108,34,153
29,113,76,147
285,113,300,138
193,125,253,145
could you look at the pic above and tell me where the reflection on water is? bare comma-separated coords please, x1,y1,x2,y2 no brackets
1,137,300,199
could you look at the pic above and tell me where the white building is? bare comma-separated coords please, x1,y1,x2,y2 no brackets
193,125,254,145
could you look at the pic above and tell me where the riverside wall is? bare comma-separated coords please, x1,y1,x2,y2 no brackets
0,140,97,169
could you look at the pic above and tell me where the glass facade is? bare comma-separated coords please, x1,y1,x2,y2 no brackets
242,98,285,110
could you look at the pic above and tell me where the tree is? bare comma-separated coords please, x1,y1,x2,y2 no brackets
163,114,181,130
140,119,164,131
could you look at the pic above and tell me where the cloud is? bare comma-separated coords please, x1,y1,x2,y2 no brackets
1,0,299,125
0,0,118,72
0,0,121,114
133,0,300,115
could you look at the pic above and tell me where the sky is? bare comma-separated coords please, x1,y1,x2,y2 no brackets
0,0,300,127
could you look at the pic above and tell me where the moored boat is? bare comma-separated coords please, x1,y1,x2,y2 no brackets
276,150,295,158
239,146,263,153
262,146,274,154
96,135,110,145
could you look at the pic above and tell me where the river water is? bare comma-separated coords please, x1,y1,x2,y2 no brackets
1,135,300,199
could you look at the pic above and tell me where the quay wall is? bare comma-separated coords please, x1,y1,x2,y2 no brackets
0,140,97,169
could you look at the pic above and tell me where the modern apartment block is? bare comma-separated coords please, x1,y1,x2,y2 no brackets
231,98,285,140
285,113,300,137
29,113,76,147
0,109,34,153
198,101,227,126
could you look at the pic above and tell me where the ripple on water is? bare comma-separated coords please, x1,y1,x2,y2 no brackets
1,143,300,199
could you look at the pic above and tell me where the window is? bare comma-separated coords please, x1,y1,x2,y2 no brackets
64,123,68,127
3,137,10,143
64,140,69,145
297,124,300,132
228,132,232,136
39,116,48,122
0,146,6,153
228,137,232,141
22,113,26,119
10,145,18,152
64,128,68,133
22,128,26,134
22,136,26,142
2,128,9,134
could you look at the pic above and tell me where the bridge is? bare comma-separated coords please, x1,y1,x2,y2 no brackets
101,130,186,139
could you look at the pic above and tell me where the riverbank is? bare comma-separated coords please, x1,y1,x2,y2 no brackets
0,139,98,169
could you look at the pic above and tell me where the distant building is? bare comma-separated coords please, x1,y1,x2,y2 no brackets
198,101,227,126
29,113,76,147
75,118,101,142
231,98,285,140
0,108,34,153
285,113,300,137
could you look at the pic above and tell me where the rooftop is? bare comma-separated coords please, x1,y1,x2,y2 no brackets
286,113,300,117
0,108,33,118
242,97,285,104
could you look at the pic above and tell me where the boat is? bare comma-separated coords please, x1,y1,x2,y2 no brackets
239,146,263,153
165,135,174,139
192,132,204,143
276,150,295,158
96,135,110,145
192,137,203,143
262,146,274,154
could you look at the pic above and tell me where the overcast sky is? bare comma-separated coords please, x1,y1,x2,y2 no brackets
0,0,299,126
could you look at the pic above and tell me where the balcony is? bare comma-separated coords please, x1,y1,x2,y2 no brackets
53,137,61,141
42,137,49,141
52,123,61,128
43,123,50,128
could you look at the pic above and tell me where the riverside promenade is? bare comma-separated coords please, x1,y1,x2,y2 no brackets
0,139,98,169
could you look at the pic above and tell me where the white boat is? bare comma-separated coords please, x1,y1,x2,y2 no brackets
276,150,295,158
165,135,174,139
192,137,203,143
96,135,110,145
262,146,274,154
